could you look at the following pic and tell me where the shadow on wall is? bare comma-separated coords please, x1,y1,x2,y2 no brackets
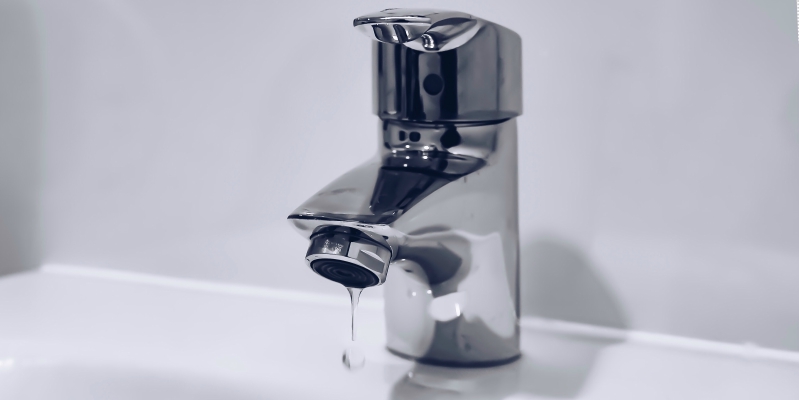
521,236,628,328
786,85,799,144
388,236,629,399
0,1,41,276
520,236,628,398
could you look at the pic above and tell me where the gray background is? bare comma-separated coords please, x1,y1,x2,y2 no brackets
1,0,798,351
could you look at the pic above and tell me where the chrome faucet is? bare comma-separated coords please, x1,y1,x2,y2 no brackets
288,9,522,367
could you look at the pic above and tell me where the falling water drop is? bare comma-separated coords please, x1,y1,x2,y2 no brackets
342,346,365,370
346,287,362,341
342,287,365,370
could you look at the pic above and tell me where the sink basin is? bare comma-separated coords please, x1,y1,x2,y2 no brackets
0,361,264,400
0,267,797,399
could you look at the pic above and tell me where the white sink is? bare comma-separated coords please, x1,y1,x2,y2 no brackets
0,362,265,400
0,267,797,399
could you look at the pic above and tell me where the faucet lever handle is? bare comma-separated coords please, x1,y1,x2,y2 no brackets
353,8,480,51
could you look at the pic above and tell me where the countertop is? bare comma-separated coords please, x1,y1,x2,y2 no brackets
0,266,797,399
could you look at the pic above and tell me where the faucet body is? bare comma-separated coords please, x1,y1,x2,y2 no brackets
288,9,522,366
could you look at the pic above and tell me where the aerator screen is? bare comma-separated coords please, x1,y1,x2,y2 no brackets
311,259,379,288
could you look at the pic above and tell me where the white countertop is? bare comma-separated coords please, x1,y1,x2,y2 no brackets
0,267,797,399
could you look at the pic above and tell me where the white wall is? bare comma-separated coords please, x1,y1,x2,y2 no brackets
0,0,41,276
1,0,798,351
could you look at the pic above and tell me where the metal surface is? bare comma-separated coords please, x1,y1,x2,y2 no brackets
287,8,522,366
359,8,522,122
305,226,392,288
353,9,478,50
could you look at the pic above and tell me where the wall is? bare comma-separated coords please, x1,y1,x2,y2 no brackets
0,0,41,277
1,0,798,351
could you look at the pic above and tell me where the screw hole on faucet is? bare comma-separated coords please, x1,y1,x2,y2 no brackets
398,130,406,141
423,74,444,95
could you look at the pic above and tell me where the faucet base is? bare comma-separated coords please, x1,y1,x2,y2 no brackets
387,348,522,368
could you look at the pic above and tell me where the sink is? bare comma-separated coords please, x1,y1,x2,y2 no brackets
0,361,265,400
0,267,797,399
0,267,409,400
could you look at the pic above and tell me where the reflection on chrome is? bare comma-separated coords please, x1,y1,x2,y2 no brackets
288,8,522,367
390,362,521,400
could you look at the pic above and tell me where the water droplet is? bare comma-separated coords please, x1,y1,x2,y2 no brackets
342,346,365,370
342,287,366,370
346,287,362,341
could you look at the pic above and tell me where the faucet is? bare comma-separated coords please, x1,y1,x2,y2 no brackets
288,8,522,367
